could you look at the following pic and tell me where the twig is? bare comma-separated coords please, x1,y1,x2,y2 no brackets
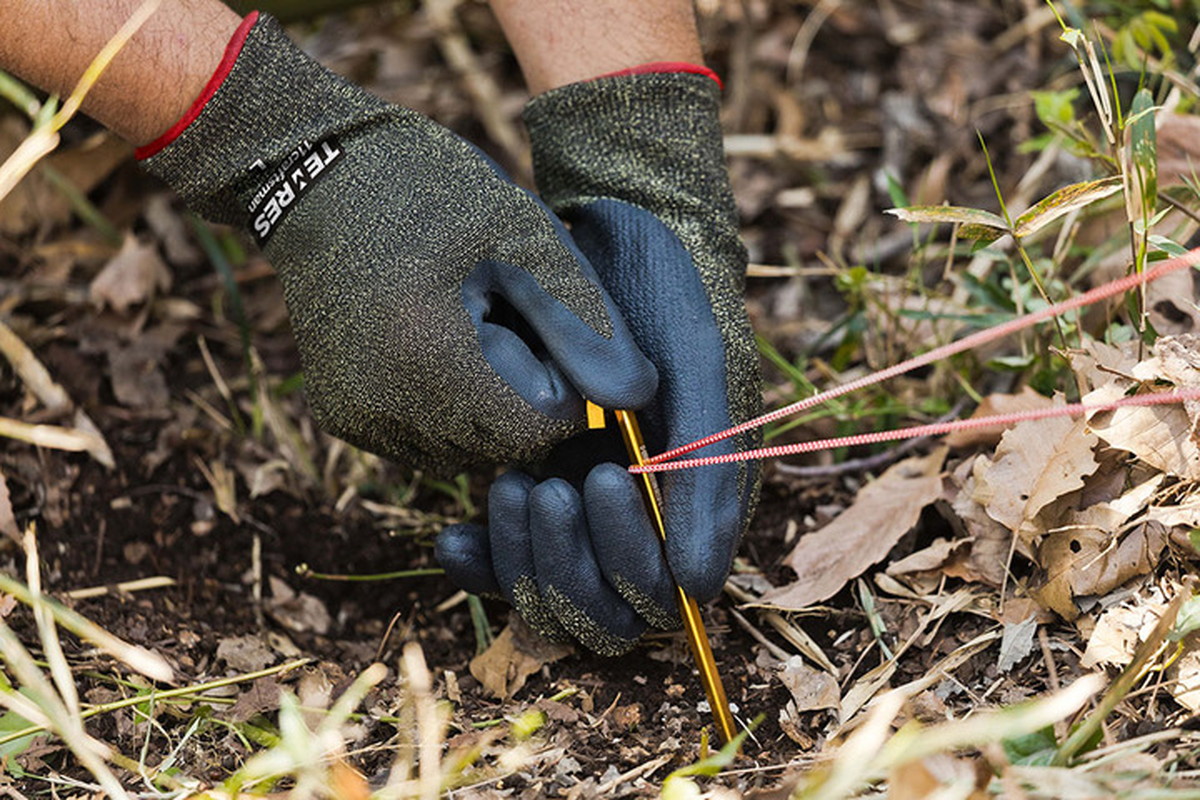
596,754,672,795
64,576,176,600
724,580,837,672
729,607,791,662
0,416,106,458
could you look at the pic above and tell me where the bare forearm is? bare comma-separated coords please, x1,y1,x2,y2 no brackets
487,0,704,94
0,0,240,145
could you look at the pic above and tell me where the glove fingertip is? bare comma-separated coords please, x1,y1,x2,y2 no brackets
435,524,502,596
577,352,658,411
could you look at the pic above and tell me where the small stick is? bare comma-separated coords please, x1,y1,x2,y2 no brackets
65,576,176,600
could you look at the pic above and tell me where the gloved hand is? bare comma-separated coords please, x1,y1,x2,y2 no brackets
137,12,657,473
437,68,762,655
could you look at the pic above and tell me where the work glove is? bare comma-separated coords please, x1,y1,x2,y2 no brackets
137,12,657,473
437,68,762,655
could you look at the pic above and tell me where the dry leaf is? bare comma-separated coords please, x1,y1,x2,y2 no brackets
1158,112,1200,188
0,469,19,544
1169,634,1200,712
888,754,986,800
760,447,946,611
89,235,172,314
1087,383,1200,480
1138,335,1200,420
470,614,572,700
1036,522,1167,620
944,387,1054,449
298,667,335,732
1080,598,1164,669
329,761,372,800
886,537,967,578
972,405,1098,541
240,458,292,499
778,656,840,713
1074,338,1141,391
997,615,1038,673
1146,496,1200,528
943,457,1020,585
216,634,277,673
103,325,183,409
143,194,203,268
266,576,332,635
1146,268,1200,338
228,676,282,722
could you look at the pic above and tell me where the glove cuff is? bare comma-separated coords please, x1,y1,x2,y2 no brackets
523,71,740,261
137,12,391,228
589,61,723,90
134,11,260,160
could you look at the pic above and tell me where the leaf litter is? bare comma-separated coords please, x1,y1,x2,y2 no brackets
0,0,1198,796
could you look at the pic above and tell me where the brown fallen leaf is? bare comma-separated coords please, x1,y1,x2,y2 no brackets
266,576,332,635
228,676,283,723
1169,633,1200,712
759,447,947,611
1070,338,1140,395
941,457,1022,585
777,656,840,713
1146,268,1200,338
1036,522,1167,620
1158,112,1200,188
1087,386,1200,482
886,537,969,580
972,404,1098,542
89,235,172,314
104,325,183,409
216,634,277,673
1146,493,1200,529
1080,595,1164,669
889,754,988,800
470,613,573,700
1134,334,1200,426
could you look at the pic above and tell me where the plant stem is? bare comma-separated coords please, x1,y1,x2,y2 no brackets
295,564,445,581
0,658,310,748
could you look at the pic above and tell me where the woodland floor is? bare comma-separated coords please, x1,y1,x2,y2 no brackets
1,0,1199,797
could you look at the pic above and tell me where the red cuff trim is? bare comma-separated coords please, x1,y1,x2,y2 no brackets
593,61,723,90
135,11,259,160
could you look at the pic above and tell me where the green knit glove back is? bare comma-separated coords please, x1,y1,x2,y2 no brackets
522,71,763,603
139,14,657,473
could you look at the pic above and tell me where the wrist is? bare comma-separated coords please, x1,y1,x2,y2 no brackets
138,13,392,226
488,0,704,95
135,11,258,158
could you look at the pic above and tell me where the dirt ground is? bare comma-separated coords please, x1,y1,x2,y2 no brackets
1,0,1199,796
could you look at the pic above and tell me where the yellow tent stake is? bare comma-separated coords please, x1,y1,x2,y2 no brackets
587,401,737,745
